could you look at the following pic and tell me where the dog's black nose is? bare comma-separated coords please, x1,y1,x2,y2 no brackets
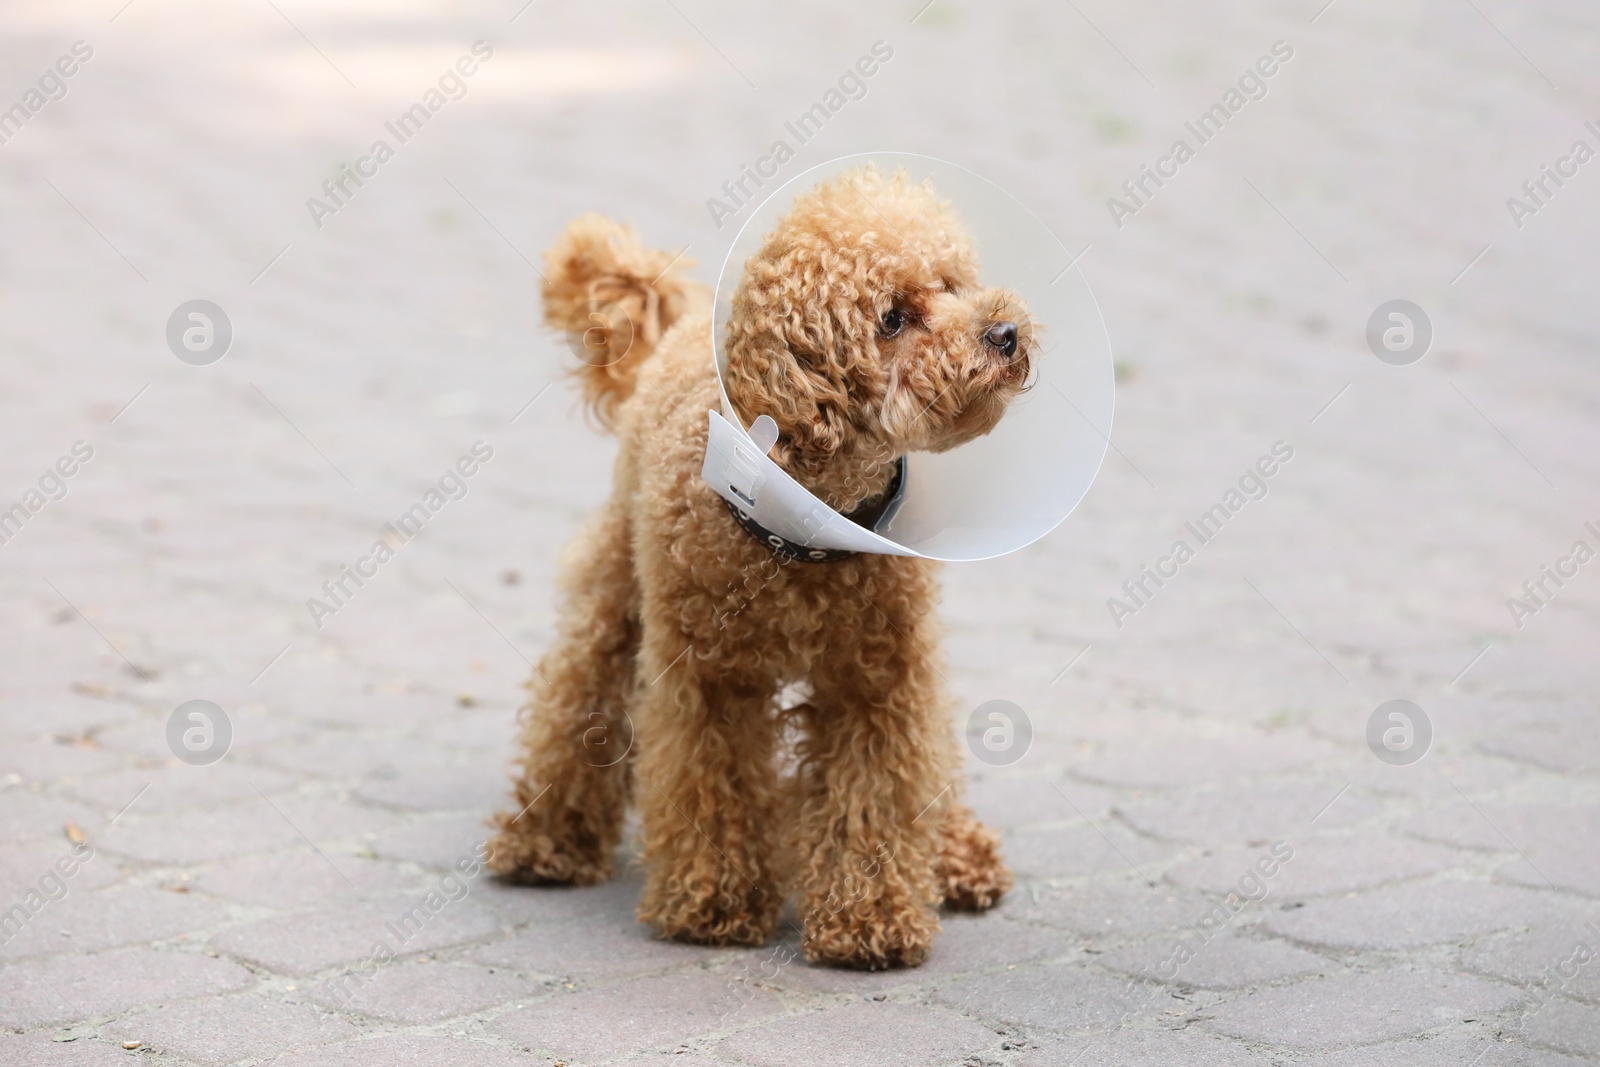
984,321,1019,359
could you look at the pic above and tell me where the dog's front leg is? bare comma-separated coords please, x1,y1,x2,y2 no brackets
633,639,782,946
795,626,949,969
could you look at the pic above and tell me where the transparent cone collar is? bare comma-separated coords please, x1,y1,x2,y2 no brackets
700,153,1115,564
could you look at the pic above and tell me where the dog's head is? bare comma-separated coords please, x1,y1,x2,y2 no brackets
724,166,1035,473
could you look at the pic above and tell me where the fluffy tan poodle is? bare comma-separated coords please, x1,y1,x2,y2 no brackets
489,165,1031,969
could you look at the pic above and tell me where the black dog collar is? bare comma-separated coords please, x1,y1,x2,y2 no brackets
722,458,907,563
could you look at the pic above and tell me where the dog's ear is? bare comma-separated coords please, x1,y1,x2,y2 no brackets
723,248,879,463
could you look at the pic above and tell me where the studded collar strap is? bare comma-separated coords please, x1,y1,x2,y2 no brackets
721,457,908,563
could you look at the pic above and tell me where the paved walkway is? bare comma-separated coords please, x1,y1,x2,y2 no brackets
1,0,1598,1064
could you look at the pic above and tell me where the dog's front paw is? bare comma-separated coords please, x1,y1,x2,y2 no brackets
802,907,937,970
799,884,938,970
937,814,1012,911
485,814,613,886
638,877,778,947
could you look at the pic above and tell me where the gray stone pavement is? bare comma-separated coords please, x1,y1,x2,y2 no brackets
1,0,1598,1063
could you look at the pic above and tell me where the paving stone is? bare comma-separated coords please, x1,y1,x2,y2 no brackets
610,1053,732,1067
965,775,1120,831
999,879,1218,944
1399,804,1531,852
928,908,1075,972
1264,881,1570,951
491,971,782,1061
325,604,517,671
305,960,529,1023
1097,933,1329,990
276,690,472,734
1202,971,1524,1052
96,806,304,866
1399,804,1600,897
1115,781,1381,845
716,1000,999,1067
1068,734,1339,790
410,705,522,752
931,962,1140,1035
211,893,504,975
1461,917,1600,1006
194,849,421,909
1019,1028,1279,1066
1297,1035,1593,1066
0,839,122,899
0,1033,133,1066
1423,698,1590,740
371,814,496,870
357,764,508,812
1522,998,1600,1059
1478,649,1600,705
763,913,1070,994
1166,838,1463,901
1334,753,1533,799
1479,720,1600,776
251,734,457,781
1400,804,1600,854
1004,821,1173,882
1499,852,1600,899
112,994,359,1066
93,709,312,765
269,1034,546,1067
269,794,406,845
471,915,709,980
0,946,253,1027
476,869,647,926
61,762,301,814
0,883,230,960
0,739,126,785
101,794,399,867
0,790,103,846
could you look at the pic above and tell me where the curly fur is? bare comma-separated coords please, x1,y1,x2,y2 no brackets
490,166,1022,969
540,213,703,430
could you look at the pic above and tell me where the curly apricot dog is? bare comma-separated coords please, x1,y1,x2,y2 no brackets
489,165,1029,969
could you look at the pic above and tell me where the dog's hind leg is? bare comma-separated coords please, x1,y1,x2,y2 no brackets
633,646,783,946
935,799,1012,911
487,503,638,886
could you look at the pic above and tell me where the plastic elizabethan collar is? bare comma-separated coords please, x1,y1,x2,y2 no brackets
699,153,1114,563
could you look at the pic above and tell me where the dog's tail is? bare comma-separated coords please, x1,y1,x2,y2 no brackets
541,214,703,431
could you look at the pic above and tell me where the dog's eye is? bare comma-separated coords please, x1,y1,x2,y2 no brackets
879,308,907,339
